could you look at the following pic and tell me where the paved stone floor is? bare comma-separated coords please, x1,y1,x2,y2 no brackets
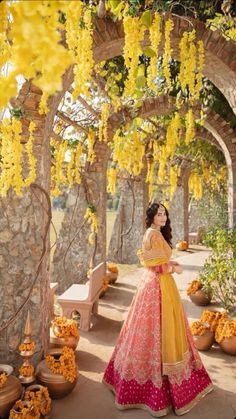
51,248,236,419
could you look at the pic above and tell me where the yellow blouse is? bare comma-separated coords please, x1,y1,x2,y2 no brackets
137,228,172,267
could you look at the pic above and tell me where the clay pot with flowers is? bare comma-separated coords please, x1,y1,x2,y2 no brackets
100,277,109,298
176,240,188,251
106,263,119,284
187,280,212,306
215,318,236,356
0,364,22,419
36,347,78,399
190,321,214,351
50,316,79,351
23,384,52,417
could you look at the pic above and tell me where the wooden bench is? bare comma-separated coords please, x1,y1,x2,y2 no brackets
57,262,105,331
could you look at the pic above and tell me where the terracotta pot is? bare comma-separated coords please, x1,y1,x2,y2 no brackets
0,365,22,419
49,327,79,351
9,400,38,418
193,330,214,351
36,351,78,399
106,271,118,284
25,384,51,417
189,289,212,306
219,336,236,356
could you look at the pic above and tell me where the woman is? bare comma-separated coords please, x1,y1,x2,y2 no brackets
103,203,213,417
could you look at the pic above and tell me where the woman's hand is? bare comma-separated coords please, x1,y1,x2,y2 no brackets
172,264,183,274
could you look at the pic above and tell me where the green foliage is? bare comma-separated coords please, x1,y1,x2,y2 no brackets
10,107,25,120
200,226,236,312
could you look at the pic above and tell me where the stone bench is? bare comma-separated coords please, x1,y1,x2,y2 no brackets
57,262,105,331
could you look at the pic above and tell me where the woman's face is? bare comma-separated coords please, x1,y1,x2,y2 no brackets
153,205,167,227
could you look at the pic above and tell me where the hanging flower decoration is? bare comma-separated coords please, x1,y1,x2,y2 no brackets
162,19,174,90
107,166,117,196
147,12,162,92
84,204,98,245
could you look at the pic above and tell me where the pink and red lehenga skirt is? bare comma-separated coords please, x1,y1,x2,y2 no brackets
103,269,213,417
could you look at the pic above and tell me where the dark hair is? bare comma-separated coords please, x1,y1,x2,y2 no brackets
145,203,172,247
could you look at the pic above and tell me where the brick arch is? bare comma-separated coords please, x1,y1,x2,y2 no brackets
93,14,236,115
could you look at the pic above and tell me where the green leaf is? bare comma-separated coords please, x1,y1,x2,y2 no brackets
141,10,152,28
143,47,156,58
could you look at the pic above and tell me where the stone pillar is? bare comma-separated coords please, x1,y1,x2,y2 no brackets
52,141,108,293
0,68,73,366
108,175,149,264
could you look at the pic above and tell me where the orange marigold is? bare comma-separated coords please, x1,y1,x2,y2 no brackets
187,279,202,296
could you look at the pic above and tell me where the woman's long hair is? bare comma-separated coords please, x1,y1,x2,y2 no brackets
145,203,172,247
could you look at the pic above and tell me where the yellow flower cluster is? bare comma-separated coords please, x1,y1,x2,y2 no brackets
187,279,202,296
147,12,162,91
166,112,181,157
0,118,24,196
123,14,145,97
87,129,95,163
162,19,174,90
52,316,79,339
99,103,109,142
9,400,39,419
19,341,36,353
190,320,210,336
24,386,51,416
1,2,72,110
215,319,236,343
201,310,228,332
185,108,195,145
188,171,203,200
0,371,7,388
24,121,37,187
66,4,94,99
107,263,118,273
19,364,34,378
84,206,98,245
107,167,117,196
178,30,205,102
51,141,67,197
46,346,77,383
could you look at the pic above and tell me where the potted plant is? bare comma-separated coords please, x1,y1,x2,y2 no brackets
187,279,212,306
176,240,188,251
106,263,119,284
215,318,236,356
190,320,214,351
199,227,236,313
100,277,109,298
50,316,79,351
